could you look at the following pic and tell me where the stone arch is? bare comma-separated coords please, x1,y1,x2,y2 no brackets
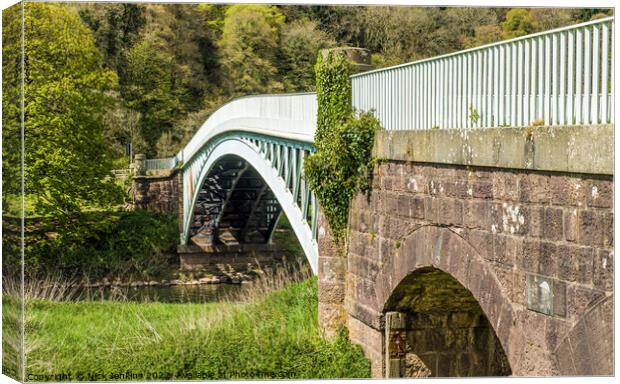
375,225,520,375
553,295,613,375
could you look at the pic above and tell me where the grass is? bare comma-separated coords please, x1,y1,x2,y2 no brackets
7,265,370,381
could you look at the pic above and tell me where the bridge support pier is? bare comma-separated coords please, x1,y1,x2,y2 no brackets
316,208,348,338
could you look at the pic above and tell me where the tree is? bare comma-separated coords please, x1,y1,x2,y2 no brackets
5,4,124,217
502,8,539,39
280,19,336,92
123,38,182,153
76,3,144,73
2,4,23,216
218,4,285,96
463,25,503,48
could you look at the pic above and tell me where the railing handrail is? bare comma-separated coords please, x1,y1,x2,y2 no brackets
352,16,614,130
351,16,614,79
177,92,317,167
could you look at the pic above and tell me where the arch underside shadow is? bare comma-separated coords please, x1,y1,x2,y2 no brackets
385,266,511,377
376,225,517,377
181,137,318,273
189,155,282,245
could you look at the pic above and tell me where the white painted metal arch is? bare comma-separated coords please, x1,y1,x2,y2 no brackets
178,93,319,273
179,93,317,165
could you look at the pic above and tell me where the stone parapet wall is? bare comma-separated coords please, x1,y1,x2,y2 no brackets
133,170,183,229
345,159,613,376
374,125,613,175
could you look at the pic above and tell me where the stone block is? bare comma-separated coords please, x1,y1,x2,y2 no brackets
519,240,540,273
492,171,520,201
443,178,470,199
563,208,579,242
463,200,491,230
555,244,575,282
527,205,544,238
566,285,605,320
318,281,345,304
437,198,463,226
577,209,605,247
571,246,594,285
592,248,613,292
585,180,613,209
542,207,564,241
519,173,551,204
471,179,493,199
538,241,558,278
552,281,567,318
492,234,519,267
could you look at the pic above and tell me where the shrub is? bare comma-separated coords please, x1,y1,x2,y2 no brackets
10,210,178,281
305,50,381,241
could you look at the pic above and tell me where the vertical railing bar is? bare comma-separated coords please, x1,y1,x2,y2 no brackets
567,29,575,125
425,63,430,129
551,33,559,125
499,45,506,125
438,59,443,128
559,31,567,125
544,34,552,125
600,22,609,123
524,39,530,126
510,42,523,127
611,21,614,123
591,24,600,124
535,37,545,120
466,53,472,128
486,49,492,127
430,62,435,128
510,43,517,126
576,28,583,124
459,55,464,128
517,41,523,126
583,27,591,124
479,51,484,127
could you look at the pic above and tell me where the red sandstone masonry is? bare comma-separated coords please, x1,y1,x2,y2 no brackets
345,161,613,376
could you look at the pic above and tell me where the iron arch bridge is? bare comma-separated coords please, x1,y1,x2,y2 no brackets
150,93,320,272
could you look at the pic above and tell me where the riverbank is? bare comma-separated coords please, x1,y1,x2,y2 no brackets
12,272,370,380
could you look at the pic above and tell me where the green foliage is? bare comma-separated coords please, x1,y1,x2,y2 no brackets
123,39,183,151
66,3,605,159
280,19,336,91
502,8,539,39
24,278,371,379
5,3,124,218
2,4,23,218
218,5,285,96
469,105,480,125
305,51,381,240
463,24,503,48
314,51,352,142
4,211,178,280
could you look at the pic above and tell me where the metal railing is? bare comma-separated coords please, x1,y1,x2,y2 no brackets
179,93,317,166
145,156,179,171
352,17,614,130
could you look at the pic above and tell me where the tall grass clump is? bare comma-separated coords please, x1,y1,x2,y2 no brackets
22,263,371,380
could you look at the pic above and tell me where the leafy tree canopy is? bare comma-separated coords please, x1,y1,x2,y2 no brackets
15,3,123,217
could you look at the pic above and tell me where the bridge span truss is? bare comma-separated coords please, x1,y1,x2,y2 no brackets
180,132,318,270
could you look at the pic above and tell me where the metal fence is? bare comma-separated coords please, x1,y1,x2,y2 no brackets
352,17,614,130
145,156,179,170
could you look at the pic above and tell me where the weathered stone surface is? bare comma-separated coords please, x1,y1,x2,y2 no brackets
337,157,612,377
373,125,613,175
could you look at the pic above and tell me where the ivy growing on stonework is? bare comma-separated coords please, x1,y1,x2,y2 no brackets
305,50,381,242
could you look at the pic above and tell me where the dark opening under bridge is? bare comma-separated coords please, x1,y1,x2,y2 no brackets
133,17,614,378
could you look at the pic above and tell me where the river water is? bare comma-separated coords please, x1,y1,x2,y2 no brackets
75,283,242,303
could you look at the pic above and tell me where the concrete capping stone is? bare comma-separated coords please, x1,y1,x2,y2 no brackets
373,125,613,176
